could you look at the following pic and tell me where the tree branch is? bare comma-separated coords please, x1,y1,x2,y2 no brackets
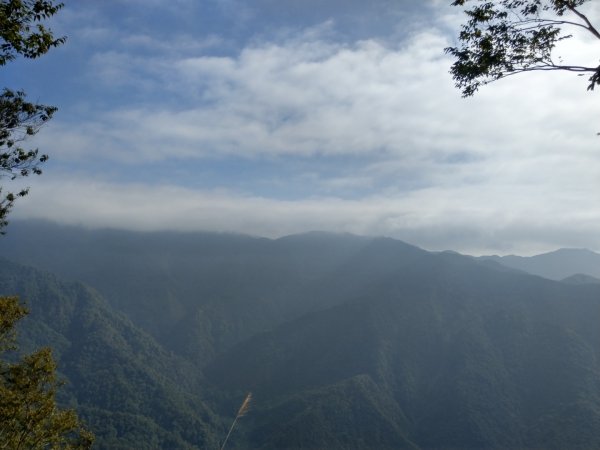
567,6,600,40
512,19,589,33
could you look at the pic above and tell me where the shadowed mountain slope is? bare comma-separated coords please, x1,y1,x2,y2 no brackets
0,221,376,363
208,252,600,449
4,221,600,448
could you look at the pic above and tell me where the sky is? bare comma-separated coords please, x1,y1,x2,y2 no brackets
4,0,600,255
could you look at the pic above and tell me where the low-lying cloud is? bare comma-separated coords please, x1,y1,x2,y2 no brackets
16,4,600,255
11,173,600,256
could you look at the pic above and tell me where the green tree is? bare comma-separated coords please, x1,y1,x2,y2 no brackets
445,0,600,96
0,0,65,232
0,296,94,449
0,4,92,447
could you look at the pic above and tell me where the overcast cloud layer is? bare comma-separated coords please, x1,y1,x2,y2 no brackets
5,0,600,255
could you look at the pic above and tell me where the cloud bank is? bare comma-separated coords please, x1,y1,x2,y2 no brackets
10,2,600,255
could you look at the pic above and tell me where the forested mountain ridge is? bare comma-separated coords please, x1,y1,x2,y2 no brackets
208,251,600,449
3,221,600,448
0,258,222,449
0,221,379,363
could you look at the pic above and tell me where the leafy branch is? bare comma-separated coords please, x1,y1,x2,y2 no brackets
445,0,600,96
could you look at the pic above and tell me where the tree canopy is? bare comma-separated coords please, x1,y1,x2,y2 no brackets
0,2,91,447
446,0,600,96
0,296,94,449
0,0,65,232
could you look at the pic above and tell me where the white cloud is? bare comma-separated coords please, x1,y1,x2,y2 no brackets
50,23,600,164
11,172,600,256
18,3,600,255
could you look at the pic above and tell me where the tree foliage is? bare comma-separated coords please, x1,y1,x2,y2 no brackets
0,0,65,232
0,296,94,449
446,0,600,96
0,0,65,65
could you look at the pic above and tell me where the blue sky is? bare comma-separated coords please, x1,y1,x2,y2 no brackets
5,0,600,254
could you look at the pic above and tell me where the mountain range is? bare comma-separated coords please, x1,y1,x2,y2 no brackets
2,220,600,449
478,247,600,281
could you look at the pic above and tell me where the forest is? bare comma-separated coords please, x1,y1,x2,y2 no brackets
3,221,600,448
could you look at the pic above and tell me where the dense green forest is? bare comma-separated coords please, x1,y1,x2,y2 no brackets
3,220,600,448
0,257,222,449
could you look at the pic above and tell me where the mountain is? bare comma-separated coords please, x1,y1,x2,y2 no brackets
4,220,600,448
561,273,600,285
207,251,600,449
0,258,222,450
0,221,376,364
480,248,600,280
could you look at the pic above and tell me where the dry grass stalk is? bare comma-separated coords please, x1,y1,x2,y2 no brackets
220,392,252,450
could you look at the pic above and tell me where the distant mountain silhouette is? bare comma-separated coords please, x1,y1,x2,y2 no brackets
562,273,600,285
480,248,600,280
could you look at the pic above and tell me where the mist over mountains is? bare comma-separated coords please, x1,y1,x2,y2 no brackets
2,220,600,449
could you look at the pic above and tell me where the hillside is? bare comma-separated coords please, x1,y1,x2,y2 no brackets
207,251,600,449
0,258,222,449
4,221,600,448
0,221,375,363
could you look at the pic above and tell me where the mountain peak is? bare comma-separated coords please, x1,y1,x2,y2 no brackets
480,247,600,281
